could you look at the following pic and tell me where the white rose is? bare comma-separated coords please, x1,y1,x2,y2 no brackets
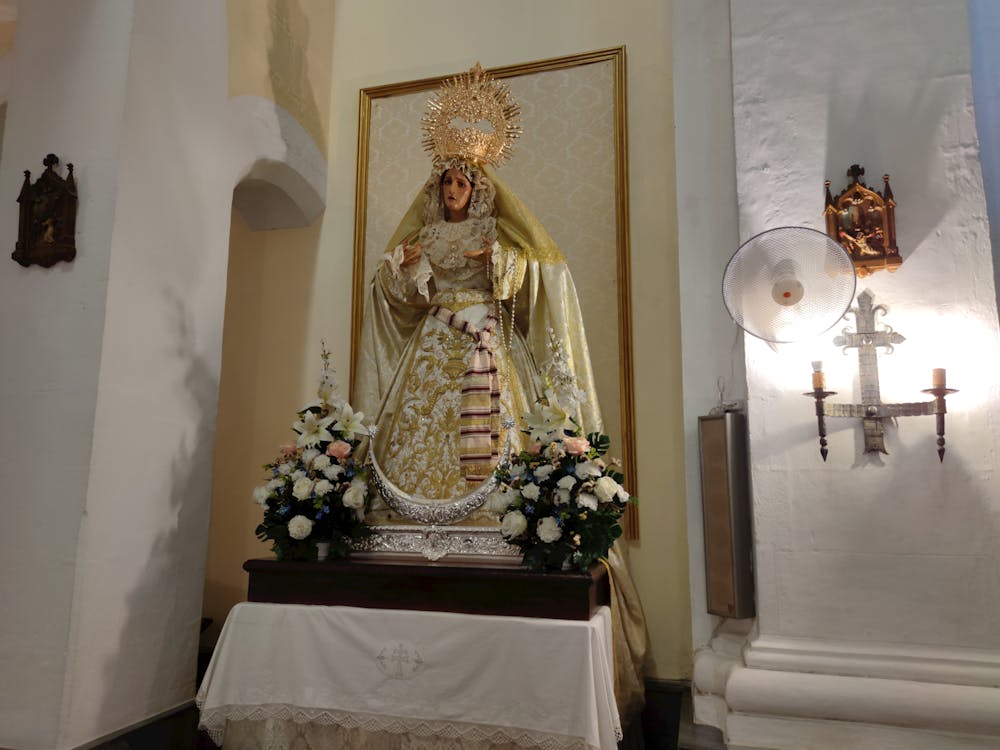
537,516,563,543
510,463,527,479
500,510,528,539
278,462,294,476
557,475,577,490
252,485,270,507
292,477,314,500
521,483,541,500
287,515,314,540
301,448,320,466
342,478,367,509
577,492,598,510
266,478,283,492
575,461,603,479
594,476,622,503
555,488,571,505
291,469,307,482
314,479,333,496
323,463,345,481
486,488,514,513
533,465,555,480
312,454,331,471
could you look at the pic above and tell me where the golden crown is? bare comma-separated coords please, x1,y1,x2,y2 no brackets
421,63,522,167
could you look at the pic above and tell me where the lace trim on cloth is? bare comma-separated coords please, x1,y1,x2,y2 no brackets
197,702,614,750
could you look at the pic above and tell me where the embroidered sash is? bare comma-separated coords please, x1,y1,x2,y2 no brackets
429,305,500,482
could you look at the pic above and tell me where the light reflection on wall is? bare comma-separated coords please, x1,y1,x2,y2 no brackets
748,305,1000,413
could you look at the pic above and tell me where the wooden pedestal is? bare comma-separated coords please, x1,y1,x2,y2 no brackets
244,558,609,620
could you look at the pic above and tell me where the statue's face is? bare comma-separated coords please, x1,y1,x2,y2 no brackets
441,168,472,221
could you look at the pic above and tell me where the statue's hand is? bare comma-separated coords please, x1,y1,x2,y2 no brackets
401,242,423,267
464,240,493,265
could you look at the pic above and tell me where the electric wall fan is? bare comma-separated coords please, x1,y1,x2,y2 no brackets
722,226,857,343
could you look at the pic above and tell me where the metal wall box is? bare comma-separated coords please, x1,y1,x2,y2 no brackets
698,412,755,618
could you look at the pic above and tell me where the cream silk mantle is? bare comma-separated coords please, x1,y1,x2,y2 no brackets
196,602,622,750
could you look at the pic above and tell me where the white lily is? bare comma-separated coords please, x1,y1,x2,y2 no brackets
523,389,576,443
293,411,336,448
334,404,368,437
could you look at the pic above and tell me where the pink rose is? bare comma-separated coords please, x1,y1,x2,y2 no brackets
563,436,590,455
279,444,297,457
526,442,542,455
327,440,352,459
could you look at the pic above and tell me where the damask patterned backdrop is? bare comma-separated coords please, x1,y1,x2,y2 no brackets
358,58,625,472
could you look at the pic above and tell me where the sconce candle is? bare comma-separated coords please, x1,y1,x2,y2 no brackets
932,368,946,388
811,361,826,390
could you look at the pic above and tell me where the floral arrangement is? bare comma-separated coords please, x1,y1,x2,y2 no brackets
489,331,633,572
253,345,372,561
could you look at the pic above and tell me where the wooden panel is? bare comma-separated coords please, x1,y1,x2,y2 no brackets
244,558,610,621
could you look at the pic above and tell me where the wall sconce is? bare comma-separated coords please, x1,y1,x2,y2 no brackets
805,290,956,461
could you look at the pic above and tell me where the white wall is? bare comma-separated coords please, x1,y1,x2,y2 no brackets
735,0,1000,651
695,0,1000,746
673,0,745,653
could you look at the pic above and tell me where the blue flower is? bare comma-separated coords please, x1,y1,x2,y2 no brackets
565,464,576,475
524,503,535,515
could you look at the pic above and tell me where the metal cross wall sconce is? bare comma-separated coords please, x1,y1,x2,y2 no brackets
805,290,956,461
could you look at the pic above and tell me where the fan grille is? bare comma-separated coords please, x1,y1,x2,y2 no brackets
723,226,856,343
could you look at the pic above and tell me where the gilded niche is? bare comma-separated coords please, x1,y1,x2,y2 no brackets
824,164,900,277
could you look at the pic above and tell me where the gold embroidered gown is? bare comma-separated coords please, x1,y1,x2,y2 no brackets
355,164,602,524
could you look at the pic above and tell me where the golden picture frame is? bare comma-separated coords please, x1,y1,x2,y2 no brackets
349,47,638,538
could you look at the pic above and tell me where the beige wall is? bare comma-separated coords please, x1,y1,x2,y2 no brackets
203,208,324,640
227,0,333,156
208,0,692,678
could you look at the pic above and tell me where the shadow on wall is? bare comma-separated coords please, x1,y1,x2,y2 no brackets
824,73,957,262
268,0,324,160
96,290,220,728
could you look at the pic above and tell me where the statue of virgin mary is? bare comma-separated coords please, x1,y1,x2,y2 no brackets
355,65,601,524
353,65,649,724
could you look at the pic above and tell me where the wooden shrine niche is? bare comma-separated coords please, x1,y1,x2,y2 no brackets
13,154,78,268
824,164,900,277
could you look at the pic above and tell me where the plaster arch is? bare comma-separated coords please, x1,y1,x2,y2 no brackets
228,94,327,230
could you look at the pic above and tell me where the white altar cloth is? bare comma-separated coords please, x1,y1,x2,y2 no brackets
197,602,621,750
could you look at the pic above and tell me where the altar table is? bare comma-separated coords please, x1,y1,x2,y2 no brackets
197,601,622,750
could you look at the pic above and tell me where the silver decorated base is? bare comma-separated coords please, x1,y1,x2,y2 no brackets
353,525,521,565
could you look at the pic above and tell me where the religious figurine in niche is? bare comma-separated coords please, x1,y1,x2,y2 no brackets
12,154,78,268
823,163,901,277
354,64,602,524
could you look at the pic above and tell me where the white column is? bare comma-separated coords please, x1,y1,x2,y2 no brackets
0,3,134,747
